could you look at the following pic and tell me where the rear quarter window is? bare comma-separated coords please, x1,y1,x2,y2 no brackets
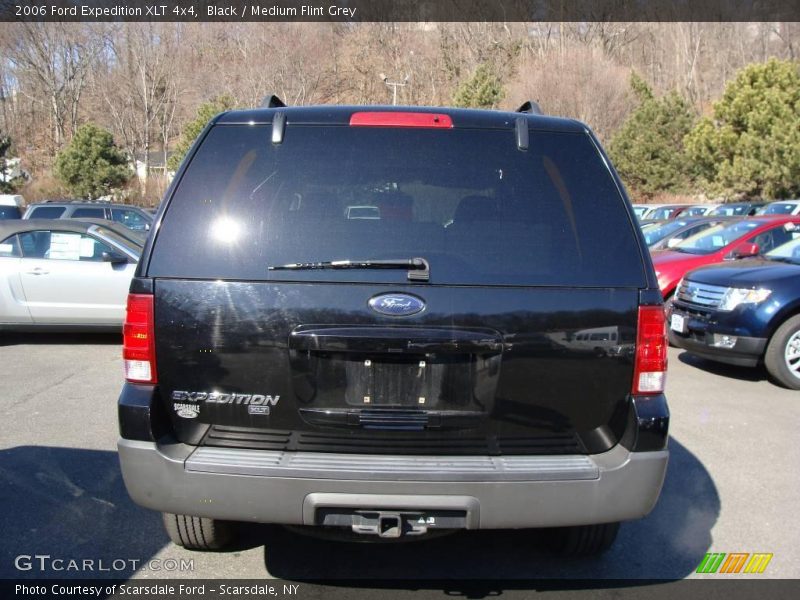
71,207,107,218
149,124,645,287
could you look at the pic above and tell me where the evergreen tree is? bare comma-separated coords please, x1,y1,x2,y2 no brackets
54,124,131,199
685,58,800,199
452,64,505,109
608,74,696,198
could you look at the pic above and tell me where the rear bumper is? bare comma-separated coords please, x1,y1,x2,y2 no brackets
117,439,668,529
119,383,669,529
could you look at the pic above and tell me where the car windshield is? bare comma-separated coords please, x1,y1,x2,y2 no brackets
762,202,797,215
682,207,706,216
710,204,747,216
765,237,800,264
94,226,142,256
643,220,688,246
649,207,677,220
674,220,761,255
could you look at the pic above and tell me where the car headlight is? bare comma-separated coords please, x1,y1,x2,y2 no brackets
718,287,772,311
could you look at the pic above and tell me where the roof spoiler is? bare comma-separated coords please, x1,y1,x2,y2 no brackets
261,94,286,108
516,100,543,115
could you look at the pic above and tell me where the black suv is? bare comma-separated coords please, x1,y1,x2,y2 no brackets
118,102,669,556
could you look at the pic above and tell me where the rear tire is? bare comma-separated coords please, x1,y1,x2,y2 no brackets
548,522,620,556
162,512,234,550
765,315,800,390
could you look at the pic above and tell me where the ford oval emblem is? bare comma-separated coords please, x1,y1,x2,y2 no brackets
368,293,425,317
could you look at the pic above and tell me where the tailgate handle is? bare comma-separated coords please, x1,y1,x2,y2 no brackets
289,326,503,354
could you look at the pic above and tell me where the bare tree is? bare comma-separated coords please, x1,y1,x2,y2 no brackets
5,23,101,153
102,23,180,193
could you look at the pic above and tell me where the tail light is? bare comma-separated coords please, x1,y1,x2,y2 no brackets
633,305,667,394
123,293,157,383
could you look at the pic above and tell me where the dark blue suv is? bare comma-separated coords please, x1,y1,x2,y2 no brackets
669,230,800,388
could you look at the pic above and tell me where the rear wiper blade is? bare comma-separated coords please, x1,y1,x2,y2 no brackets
268,257,430,281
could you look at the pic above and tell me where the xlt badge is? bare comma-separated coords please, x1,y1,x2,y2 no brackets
368,293,425,316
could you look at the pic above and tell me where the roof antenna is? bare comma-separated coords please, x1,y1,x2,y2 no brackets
261,94,286,108
516,100,543,115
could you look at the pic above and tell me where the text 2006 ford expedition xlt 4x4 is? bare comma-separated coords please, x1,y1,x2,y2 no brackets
118,101,669,556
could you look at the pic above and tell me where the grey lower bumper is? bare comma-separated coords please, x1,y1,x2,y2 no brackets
118,440,668,529
669,330,767,367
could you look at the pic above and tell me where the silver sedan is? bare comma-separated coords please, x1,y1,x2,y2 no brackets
0,219,141,330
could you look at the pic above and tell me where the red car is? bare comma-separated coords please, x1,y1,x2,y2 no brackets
651,216,800,300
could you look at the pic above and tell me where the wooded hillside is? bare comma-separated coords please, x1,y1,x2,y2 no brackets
0,22,797,202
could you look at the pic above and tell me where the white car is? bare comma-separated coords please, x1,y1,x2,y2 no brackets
759,200,800,215
0,219,141,330
0,194,24,220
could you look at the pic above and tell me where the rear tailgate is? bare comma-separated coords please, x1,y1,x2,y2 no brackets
155,280,638,455
146,115,648,456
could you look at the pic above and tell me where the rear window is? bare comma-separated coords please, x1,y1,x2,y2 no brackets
29,206,66,219
71,207,106,218
149,125,644,286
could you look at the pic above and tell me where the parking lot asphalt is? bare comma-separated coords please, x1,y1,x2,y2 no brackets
1,332,798,585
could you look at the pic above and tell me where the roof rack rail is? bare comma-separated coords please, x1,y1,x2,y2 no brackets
261,94,286,109
45,199,110,204
516,100,543,115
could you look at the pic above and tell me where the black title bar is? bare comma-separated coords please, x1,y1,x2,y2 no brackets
1,0,799,22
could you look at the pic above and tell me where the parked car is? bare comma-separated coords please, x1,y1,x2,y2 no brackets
651,216,800,301
757,200,800,216
645,204,687,221
0,219,140,330
0,194,24,220
646,216,736,251
709,201,766,217
631,204,650,220
669,235,800,389
673,204,719,218
117,101,669,556
638,204,668,220
22,201,153,232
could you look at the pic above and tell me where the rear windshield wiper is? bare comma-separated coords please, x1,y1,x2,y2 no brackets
268,257,430,281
